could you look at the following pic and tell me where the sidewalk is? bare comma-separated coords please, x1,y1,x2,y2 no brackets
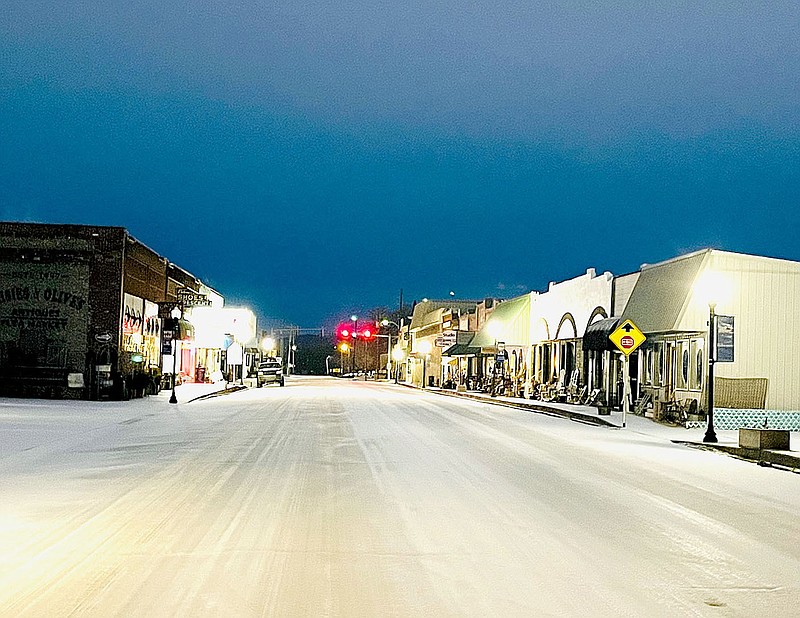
405,383,800,472
168,381,243,402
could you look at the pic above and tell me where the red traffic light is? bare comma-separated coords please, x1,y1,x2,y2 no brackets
336,324,352,340
361,328,374,340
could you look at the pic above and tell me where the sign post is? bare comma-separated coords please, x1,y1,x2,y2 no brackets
609,320,646,428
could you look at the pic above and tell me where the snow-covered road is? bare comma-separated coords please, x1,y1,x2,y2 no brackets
1,377,798,616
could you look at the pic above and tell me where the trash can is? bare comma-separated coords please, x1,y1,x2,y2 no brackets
196,366,206,383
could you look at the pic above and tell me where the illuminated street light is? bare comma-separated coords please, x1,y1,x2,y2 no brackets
693,270,731,444
338,341,350,375
261,336,276,355
391,346,405,384
381,319,400,380
417,340,432,389
350,315,358,374
169,306,182,404
486,319,502,396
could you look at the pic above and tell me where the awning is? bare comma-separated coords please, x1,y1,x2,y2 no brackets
442,342,482,356
470,294,531,348
582,317,620,351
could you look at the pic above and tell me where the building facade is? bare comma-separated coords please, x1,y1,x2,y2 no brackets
0,222,222,400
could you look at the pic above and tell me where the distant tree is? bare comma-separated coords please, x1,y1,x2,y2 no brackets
294,334,335,375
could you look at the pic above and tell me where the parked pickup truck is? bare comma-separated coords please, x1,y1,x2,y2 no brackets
256,360,284,387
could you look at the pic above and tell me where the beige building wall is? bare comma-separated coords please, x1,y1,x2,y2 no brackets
676,250,800,411
530,268,614,344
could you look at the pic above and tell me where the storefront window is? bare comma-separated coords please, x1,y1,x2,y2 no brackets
654,344,662,385
679,342,689,389
695,346,704,390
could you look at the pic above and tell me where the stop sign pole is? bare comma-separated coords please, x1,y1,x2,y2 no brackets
609,320,646,428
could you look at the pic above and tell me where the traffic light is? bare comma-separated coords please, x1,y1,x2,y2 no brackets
361,328,375,341
336,324,352,340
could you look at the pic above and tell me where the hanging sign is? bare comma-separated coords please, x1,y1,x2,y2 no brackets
716,315,735,363
158,302,179,319
177,289,212,307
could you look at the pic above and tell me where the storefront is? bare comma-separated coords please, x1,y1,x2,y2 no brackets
621,249,800,429
0,223,223,400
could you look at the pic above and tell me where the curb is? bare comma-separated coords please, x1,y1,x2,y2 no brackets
187,384,248,403
400,383,618,428
673,440,800,473
396,383,800,469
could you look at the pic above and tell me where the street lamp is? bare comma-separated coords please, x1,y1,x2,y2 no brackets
261,336,276,358
169,306,182,404
338,341,350,375
381,319,400,380
694,270,731,444
351,315,358,374
391,346,405,383
704,301,718,443
487,319,502,396
418,340,432,389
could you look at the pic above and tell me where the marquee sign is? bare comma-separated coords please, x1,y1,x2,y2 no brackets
176,289,212,307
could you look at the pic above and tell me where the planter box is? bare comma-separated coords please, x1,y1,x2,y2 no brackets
739,428,790,451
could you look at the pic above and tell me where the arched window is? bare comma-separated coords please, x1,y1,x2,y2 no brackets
696,348,704,389
681,348,689,387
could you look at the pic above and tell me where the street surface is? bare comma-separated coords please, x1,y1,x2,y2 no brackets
1,377,799,616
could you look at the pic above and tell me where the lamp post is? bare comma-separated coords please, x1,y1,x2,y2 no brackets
694,270,730,443
351,315,358,374
339,342,350,374
704,302,718,443
169,306,182,404
487,320,502,396
391,346,405,383
418,340,432,389
381,319,399,381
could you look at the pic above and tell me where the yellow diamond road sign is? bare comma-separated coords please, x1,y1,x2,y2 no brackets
609,319,646,356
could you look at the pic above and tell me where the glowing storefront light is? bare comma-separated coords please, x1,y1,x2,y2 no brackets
190,307,257,348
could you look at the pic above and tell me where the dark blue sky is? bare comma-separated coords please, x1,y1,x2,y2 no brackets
2,2,798,327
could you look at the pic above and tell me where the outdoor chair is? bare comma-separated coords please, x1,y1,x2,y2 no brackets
585,388,603,406
570,385,587,404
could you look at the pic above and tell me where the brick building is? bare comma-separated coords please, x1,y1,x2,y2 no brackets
0,222,217,400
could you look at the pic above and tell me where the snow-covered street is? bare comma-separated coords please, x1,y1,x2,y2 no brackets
1,377,798,616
